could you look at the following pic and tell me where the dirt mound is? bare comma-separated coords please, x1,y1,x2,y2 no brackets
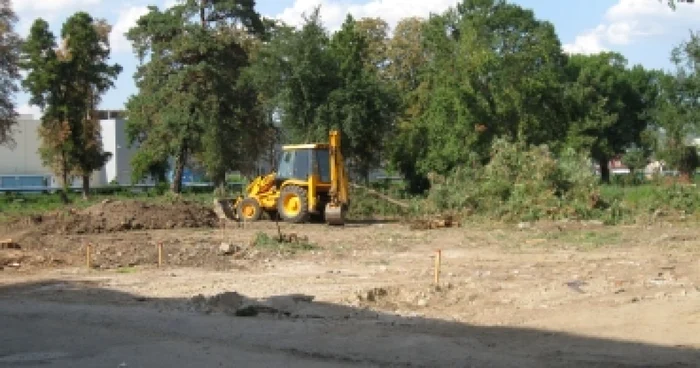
18,199,219,235
353,284,457,312
188,292,320,317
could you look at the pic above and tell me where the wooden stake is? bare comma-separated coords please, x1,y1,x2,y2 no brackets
434,249,442,286
86,243,92,269
157,242,163,268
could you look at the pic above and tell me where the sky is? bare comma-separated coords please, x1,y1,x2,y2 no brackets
12,0,700,118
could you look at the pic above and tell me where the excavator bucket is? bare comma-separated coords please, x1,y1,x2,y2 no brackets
324,203,346,226
213,198,238,220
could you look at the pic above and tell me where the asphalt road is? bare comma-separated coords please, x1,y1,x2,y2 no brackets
1,298,698,368
0,300,369,368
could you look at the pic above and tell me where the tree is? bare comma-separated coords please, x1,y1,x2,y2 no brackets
126,0,269,193
61,13,121,198
621,145,650,177
564,52,657,183
21,14,121,200
355,17,389,74
247,7,339,143
650,33,700,181
385,17,426,92
319,14,398,182
249,12,399,182
0,0,21,147
403,0,569,178
21,19,74,201
384,17,431,193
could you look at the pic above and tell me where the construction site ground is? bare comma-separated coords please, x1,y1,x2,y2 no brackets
1,200,699,367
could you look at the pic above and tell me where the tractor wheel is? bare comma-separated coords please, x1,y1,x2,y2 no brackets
277,185,309,223
237,197,262,222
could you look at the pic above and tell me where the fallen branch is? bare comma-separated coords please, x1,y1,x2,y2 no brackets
350,183,411,209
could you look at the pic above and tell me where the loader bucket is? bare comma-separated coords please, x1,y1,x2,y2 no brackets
213,198,237,220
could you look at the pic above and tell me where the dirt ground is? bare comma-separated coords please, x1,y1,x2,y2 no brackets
1,200,699,367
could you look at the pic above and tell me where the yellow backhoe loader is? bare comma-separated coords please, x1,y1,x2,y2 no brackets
229,130,349,225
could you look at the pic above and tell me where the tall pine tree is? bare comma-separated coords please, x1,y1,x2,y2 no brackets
21,13,121,200
126,0,270,193
0,0,21,147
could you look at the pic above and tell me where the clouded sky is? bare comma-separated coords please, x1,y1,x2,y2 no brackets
12,0,700,117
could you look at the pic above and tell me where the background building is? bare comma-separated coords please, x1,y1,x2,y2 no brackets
0,114,51,190
0,111,149,191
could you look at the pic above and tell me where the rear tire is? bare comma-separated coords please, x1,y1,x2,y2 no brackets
277,186,309,223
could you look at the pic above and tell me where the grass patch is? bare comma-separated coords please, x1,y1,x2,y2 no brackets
545,230,623,250
116,266,138,274
601,183,700,215
252,232,317,254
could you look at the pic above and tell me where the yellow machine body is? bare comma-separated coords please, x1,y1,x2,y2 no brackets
232,130,349,225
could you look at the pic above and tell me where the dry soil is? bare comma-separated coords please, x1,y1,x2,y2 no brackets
1,200,699,367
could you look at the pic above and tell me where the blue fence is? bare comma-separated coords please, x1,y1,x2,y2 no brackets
0,175,51,192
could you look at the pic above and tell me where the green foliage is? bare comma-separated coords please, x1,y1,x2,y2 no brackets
669,146,700,178
544,230,623,250
602,183,700,218
355,17,389,75
125,1,271,193
426,139,600,222
385,17,430,194
60,13,121,189
346,183,419,219
247,8,338,143
650,33,700,179
253,232,316,254
248,10,399,181
565,53,657,183
0,0,21,147
397,0,569,180
20,13,121,198
621,145,650,175
321,14,399,180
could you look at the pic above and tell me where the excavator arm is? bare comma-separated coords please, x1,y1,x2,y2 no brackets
325,130,349,225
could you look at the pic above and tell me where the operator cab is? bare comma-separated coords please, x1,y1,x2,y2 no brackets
276,144,331,184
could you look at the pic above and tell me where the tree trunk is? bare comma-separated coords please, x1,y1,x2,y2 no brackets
199,0,207,26
81,175,90,200
213,171,226,196
59,188,70,204
171,146,187,194
59,167,71,204
599,156,610,184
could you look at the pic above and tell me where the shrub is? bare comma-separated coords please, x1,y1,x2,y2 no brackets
426,139,601,222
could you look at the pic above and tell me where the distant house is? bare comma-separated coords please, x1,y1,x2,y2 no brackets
608,155,630,175
592,154,666,178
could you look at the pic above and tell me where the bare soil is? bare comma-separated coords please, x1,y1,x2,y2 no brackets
3,199,218,235
1,200,699,367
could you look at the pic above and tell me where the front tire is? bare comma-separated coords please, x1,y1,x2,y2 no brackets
277,186,309,223
237,197,262,222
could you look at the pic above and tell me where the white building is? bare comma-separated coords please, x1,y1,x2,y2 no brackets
0,111,145,190
96,110,143,186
